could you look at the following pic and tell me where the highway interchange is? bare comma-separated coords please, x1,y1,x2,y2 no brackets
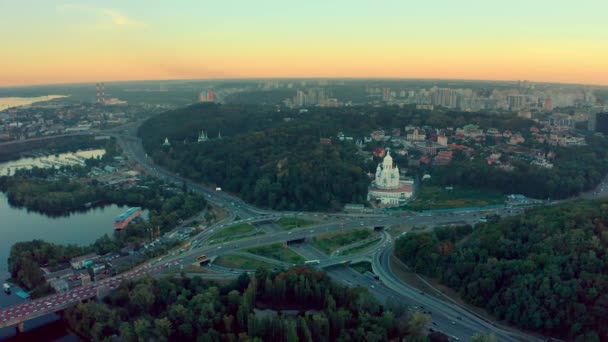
3,110,605,340
106,121,551,342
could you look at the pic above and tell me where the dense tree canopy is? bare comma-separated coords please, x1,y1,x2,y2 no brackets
8,240,87,295
395,201,608,340
139,103,608,210
64,267,433,341
0,172,205,224
139,103,543,210
139,104,376,211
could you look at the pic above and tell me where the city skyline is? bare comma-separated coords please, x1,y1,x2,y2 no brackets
2,0,608,87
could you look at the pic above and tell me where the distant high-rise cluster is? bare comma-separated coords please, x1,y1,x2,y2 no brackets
382,88,392,101
371,81,598,113
199,88,215,102
96,83,105,105
290,87,341,107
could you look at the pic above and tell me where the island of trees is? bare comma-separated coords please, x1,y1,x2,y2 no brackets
394,200,608,341
0,171,205,221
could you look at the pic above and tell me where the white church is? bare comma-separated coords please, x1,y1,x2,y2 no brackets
368,151,414,206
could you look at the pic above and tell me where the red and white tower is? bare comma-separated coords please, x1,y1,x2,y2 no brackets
96,83,105,105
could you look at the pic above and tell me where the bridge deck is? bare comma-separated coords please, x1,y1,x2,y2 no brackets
0,261,179,329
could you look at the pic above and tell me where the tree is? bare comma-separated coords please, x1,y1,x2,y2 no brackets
131,283,155,314
407,311,430,336
119,322,135,342
134,318,152,342
286,320,298,342
471,333,497,342
154,317,173,341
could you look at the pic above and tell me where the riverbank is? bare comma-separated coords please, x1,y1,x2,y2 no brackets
0,135,107,163
0,95,68,112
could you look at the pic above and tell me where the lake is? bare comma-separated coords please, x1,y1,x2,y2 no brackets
0,151,136,340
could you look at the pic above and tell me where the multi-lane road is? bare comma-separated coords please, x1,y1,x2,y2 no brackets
158,215,542,342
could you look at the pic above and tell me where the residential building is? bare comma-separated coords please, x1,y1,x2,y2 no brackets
70,253,99,270
437,135,448,146
406,129,426,141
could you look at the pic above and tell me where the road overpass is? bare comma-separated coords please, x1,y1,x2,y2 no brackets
174,222,543,342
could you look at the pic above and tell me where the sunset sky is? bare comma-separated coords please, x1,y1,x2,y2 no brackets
1,0,607,87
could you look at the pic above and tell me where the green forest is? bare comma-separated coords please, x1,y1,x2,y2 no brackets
139,103,608,210
394,200,608,340
139,104,373,211
138,103,543,210
63,267,447,342
8,240,91,296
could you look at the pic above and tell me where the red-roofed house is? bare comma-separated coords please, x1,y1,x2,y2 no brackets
373,147,386,158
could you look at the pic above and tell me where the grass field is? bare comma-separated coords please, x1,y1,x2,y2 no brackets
214,254,276,270
404,185,505,211
246,243,305,264
277,217,317,230
350,261,373,274
341,237,381,255
208,223,262,243
388,224,411,238
312,229,373,255
183,265,210,274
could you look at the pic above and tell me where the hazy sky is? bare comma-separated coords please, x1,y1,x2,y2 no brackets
1,0,607,86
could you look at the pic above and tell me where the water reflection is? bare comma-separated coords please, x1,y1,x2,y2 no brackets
0,149,105,177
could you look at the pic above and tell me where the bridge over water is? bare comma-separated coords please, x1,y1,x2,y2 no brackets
0,260,180,332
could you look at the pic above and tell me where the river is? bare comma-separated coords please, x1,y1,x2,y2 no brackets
0,151,134,341
0,96,68,112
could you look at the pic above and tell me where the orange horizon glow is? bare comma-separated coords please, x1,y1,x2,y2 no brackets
1,1,607,87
